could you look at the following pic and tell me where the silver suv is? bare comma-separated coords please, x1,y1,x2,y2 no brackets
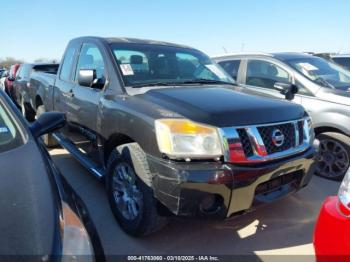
213,52,350,180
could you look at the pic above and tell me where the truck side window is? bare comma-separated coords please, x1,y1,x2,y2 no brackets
218,60,240,80
75,43,106,86
60,46,78,82
246,60,291,90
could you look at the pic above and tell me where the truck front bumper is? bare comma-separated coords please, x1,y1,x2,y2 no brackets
148,147,315,218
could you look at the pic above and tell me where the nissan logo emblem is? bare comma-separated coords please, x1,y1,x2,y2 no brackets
272,128,285,147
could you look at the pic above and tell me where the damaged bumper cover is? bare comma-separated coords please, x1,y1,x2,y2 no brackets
147,147,315,218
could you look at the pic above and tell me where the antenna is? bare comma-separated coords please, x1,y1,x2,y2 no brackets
222,46,228,54
337,47,343,54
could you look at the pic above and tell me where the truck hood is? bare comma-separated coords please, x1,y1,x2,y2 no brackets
142,86,305,127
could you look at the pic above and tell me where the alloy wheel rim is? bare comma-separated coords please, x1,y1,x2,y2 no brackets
112,163,143,220
316,138,349,178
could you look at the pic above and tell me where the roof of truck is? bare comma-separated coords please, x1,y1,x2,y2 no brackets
73,36,194,49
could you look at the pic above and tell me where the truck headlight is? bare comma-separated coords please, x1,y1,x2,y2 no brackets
155,119,222,159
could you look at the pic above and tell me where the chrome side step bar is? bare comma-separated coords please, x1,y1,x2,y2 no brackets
52,132,105,179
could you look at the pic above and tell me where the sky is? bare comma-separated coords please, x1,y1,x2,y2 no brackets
1,0,350,62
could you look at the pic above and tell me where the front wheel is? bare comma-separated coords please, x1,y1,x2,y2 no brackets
315,132,350,181
106,143,168,236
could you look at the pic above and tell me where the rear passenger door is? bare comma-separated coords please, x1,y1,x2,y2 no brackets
242,59,302,104
54,42,80,118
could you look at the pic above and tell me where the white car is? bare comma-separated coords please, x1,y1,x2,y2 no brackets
0,70,8,92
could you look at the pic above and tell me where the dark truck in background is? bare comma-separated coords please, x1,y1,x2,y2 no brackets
24,36,316,236
13,63,59,120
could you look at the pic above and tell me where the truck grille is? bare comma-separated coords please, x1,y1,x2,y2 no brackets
298,121,304,145
222,118,310,164
258,123,295,154
237,128,254,157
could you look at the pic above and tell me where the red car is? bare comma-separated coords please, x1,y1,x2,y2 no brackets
314,169,350,259
5,63,20,98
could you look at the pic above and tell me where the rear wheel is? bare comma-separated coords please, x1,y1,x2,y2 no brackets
106,143,168,236
315,132,350,181
21,99,35,122
36,105,59,147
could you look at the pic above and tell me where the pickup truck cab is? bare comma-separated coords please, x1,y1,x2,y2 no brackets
26,37,316,236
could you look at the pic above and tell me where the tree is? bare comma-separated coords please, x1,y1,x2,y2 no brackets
34,58,57,63
0,57,24,69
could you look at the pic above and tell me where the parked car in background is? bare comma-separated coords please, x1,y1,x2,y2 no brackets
213,52,350,180
314,167,350,258
0,89,104,260
26,36,316,236
5,63,20,99
0,70,8,91
12,63,59,120
314,53,350,71
0,69,6,78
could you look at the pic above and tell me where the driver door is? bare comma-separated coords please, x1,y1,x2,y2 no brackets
69,42,107,139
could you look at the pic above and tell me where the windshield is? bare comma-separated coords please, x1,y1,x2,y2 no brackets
0,100,25,153
111,43,234,87
286,56,350,90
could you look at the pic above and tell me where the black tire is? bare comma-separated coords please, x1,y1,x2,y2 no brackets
36,105,59,148
315,132,350,181
21,99,35,122
106,143,168,236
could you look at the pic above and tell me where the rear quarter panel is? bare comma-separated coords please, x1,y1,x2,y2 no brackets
30,72,56,111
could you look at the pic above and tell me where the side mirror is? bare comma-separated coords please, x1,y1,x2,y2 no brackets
274,82,299,100
30,112,66,138
78,69,96,87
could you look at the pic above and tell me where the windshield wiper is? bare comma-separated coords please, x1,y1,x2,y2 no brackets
131,82,175,88
177,79,235,86
315,77,335,89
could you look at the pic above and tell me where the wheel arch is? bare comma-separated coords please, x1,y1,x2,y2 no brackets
35,95,43,109
103,132,135,165
314,126,347,137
